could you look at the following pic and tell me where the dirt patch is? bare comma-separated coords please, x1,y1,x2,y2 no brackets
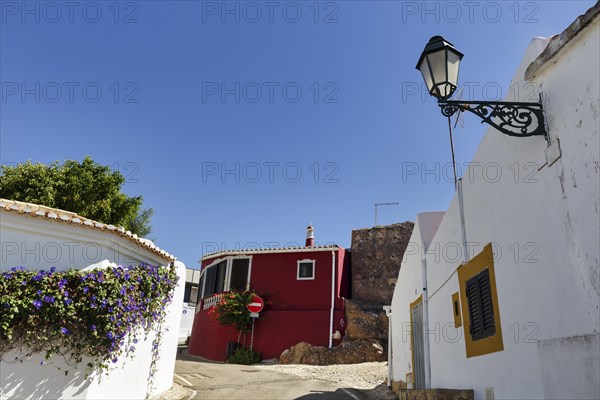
255,361,388,390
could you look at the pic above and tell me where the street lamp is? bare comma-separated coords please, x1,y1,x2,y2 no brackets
416,35,548,139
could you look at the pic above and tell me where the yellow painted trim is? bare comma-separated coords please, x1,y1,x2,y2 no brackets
458,243,504,358
452,292,462,328
408,295,422,375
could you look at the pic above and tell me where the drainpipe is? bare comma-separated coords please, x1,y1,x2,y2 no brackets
329,250,336,348
421,250,431,389
383,306,392,387
457,178,469,262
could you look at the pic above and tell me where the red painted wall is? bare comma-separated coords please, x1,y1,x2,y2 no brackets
189,309,346,360
188,247,350,361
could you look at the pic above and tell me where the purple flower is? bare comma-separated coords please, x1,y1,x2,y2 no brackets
61,327,69,335
107,332,114,340
50,267,56,273
90,324,97,331
43,296,55,303
112,357,118,363
64,298,72,306
119,287,126,295
33,299,43,309
58,279,67,289
83,286,89,293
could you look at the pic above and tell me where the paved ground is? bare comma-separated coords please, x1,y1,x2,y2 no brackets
172,354,387,400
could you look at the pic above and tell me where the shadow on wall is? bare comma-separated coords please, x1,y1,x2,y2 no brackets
0,352,92,399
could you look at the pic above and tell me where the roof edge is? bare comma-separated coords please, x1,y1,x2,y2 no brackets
0,198,176,262
200,245,341,262
525,2,600,80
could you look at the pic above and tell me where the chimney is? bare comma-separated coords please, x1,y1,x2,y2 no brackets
305,224,315,247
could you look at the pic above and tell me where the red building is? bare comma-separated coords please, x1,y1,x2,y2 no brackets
188,226,351,361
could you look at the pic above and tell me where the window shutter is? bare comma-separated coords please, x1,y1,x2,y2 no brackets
466,268,495,341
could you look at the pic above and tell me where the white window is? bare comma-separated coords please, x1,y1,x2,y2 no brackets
297,259,315,280
200,256,251,298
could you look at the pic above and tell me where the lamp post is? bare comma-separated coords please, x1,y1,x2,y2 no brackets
416,36,548,140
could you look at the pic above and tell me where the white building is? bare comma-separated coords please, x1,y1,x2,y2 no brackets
389,4,599,400
179,268,202,344
0,198,185,400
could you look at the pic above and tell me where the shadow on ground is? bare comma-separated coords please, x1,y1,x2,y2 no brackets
296,384,396,400
296,388,366,400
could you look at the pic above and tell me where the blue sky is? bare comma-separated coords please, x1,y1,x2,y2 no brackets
1,0,594,268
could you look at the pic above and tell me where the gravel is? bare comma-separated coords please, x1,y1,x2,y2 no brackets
254,361,388,390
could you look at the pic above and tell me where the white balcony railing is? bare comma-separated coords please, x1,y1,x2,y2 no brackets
201,293,224,311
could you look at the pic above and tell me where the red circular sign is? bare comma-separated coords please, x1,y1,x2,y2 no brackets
246,296,264,313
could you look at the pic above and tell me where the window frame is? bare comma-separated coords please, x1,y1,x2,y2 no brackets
457,243,503,358
229,257,252,291
199,255,252,298
452,292,462,328
297,259,316,280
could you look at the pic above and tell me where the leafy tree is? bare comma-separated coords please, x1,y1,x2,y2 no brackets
0,156,153,237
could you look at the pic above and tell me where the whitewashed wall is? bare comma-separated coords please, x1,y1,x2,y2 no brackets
390,211,445,387
0,212,167,270
0,212,185,400
391,15,599,400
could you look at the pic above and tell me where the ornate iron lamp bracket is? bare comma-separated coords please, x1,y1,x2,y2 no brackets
438,98,548,140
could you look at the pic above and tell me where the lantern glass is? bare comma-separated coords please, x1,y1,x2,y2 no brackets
446,49,461,87
428,49,448,98
418,57,433,94
416,36,463,101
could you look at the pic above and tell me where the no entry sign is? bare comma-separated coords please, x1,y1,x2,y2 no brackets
246,295,264,313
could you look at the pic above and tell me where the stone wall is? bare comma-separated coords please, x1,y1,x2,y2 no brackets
351,222,414,305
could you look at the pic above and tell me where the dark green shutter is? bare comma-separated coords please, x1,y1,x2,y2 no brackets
466,268,495,341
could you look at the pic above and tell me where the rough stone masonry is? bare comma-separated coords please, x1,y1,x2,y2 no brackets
351,222,415,306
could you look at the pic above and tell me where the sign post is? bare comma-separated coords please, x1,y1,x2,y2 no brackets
246,296,264,351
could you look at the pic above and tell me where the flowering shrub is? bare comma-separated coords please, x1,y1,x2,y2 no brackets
210,290,265,335
0,264,177,378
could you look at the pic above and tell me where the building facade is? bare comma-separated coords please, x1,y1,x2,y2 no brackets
389,5,599,400
188,226,351,361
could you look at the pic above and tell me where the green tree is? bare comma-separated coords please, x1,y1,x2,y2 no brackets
0,156,153,237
